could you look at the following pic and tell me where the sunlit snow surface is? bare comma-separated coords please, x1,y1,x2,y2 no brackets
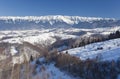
64,38,120,61
10,46,18,56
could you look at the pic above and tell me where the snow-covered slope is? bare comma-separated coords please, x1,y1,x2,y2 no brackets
64,38,120,61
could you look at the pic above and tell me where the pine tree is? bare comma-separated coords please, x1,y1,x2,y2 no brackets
30,55,33,62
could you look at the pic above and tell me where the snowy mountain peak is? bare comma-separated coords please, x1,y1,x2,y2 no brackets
0,15,115,25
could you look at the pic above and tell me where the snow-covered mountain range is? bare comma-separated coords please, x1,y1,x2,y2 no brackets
0,15,119,30
0,15,114,24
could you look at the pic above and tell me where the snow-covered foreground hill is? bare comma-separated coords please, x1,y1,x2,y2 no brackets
64,38,120,61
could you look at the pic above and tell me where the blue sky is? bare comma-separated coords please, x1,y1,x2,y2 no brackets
0,0,119,19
